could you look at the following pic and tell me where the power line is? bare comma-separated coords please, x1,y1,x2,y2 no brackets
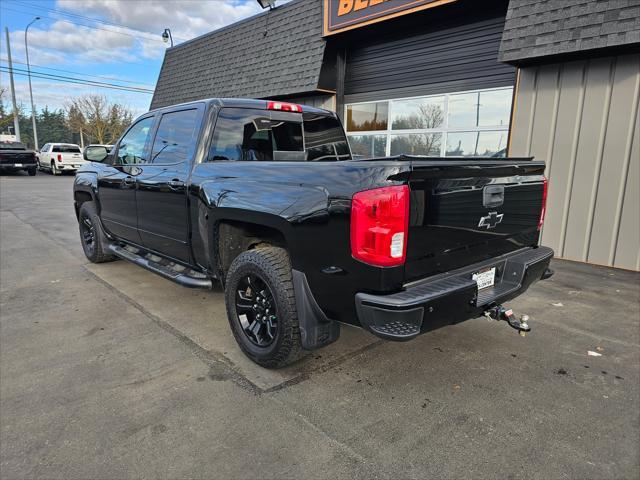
0,57,156,88
0,65,154,92
15,0,188,42
0,66,154,94
1,6,167,43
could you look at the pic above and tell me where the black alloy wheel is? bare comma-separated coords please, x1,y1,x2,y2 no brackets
235,273,278,347
80,215,96,256
224,246,303,368
78,201,116,263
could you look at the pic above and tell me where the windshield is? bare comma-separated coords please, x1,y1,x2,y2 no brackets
0,142,26,150
52,145,81,153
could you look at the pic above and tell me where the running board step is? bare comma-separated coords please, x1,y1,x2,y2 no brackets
369,320,421,341
108,244,212,289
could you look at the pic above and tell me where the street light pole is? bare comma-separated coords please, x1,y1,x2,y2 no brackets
162,28,173,47
4,27,21,142
25,17,40,150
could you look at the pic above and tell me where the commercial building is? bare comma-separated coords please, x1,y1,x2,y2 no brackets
151,0,639,270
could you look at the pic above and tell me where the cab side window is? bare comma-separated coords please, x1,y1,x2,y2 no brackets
116,117,154,165
151,109,199,164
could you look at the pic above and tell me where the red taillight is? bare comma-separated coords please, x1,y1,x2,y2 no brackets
57,154,62,162
350,185,409,267
267,101,302,113
538,177,548,230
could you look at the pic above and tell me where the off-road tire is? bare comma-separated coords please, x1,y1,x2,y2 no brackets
51,161,60,175
78,201,116,263
27,167,36,176
224,246,303,368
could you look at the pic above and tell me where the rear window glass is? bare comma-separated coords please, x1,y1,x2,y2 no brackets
0,142,26,150
207,108,351,162
303,113,351,161
52,145,81,153
208,108,303,161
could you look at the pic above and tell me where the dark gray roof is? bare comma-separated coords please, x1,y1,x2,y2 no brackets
499,0,640,63
150,0,325,109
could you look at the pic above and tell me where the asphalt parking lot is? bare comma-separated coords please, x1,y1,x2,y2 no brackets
1,171,639,479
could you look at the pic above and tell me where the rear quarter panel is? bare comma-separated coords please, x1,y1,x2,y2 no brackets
190,160,411,324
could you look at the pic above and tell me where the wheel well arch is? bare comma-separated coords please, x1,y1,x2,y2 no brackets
216,220,287,280
74,191,94,219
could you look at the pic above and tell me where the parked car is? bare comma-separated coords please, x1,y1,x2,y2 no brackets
74,98,553,368
0,141,37,176
38,143,84,175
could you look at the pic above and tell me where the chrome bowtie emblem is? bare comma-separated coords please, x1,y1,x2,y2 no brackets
478,211,504,229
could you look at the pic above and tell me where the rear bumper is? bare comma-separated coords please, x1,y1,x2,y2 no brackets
0,164,36,170
355,246,554,341
58,164,84,170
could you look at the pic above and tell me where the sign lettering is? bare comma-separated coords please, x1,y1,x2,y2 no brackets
324,0,456,35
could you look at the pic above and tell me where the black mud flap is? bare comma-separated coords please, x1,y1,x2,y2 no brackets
292,270,340,350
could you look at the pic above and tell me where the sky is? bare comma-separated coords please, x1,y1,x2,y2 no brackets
0,0,274,118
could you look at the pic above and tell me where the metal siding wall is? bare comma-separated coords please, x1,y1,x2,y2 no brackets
510,54,640,271
615,113,640,270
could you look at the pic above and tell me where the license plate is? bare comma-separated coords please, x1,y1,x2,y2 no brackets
473,267,496,290
14,163,22,167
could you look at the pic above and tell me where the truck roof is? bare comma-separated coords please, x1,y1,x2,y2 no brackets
149,98,335,117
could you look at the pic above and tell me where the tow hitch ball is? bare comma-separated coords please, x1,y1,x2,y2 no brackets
484,305,531,337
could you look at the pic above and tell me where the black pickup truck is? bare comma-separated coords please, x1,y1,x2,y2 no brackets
74,98,553,368
0,141,38,176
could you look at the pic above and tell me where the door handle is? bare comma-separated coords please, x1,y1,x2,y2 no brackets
483,185,504,208
168,179,185,189
123,176,135,186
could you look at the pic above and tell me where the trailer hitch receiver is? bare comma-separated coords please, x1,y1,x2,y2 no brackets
484,305,531,336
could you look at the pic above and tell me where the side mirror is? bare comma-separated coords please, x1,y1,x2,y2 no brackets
84,146,109,162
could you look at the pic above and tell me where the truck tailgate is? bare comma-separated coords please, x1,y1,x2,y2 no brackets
404,159,546,282
0,150,36,165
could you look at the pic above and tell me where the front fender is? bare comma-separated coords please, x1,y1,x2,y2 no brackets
73,169,101,218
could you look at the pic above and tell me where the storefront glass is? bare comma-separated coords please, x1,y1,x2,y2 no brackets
348,134,387,158
346,102,388,132
390,133,442,156
345,87,513,158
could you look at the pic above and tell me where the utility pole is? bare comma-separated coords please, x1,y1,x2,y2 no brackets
25,17,40,149
4,27,21,142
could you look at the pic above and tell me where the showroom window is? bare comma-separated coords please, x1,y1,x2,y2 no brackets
345,87,513,158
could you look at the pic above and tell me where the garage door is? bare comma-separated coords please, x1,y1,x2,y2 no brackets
344,7,516,104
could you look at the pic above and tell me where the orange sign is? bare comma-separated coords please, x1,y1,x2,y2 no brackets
323,0,457,36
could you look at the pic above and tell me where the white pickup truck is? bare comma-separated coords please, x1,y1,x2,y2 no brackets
37,143,85,175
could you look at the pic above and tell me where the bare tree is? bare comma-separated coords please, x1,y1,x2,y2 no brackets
66,95,133,145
